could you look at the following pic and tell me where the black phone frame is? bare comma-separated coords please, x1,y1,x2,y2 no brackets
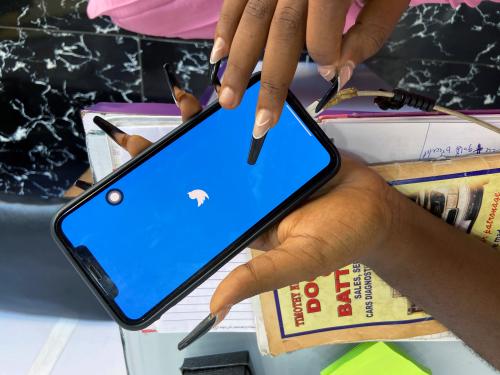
51,73,342,330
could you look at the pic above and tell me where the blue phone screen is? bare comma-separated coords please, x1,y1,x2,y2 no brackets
60,82,333,320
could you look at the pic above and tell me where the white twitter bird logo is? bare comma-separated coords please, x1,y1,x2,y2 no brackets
188,189,209,207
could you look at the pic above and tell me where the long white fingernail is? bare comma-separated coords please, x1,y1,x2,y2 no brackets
210,37,226,64
317,64,336,81
338,61,355,89
253,109,272,138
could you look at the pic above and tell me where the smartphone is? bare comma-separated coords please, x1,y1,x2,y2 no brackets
52,74,341,330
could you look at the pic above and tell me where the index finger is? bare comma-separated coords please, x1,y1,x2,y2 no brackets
252,0,307,139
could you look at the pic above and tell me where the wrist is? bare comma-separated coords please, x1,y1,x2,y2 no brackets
361,185,420,272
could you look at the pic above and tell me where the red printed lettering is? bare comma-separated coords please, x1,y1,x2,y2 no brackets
304,282,319,298
338,304,352,317
336,289,351,304
335,269,350,293
306,299,321,313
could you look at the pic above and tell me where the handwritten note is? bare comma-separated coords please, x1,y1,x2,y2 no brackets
419,120,500,160
420,143,499,159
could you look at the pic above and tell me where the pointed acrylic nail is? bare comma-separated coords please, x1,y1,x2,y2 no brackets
317,64,336,82
253,109,272,137
247,133,268,165
338,62,355,89
210,37,226,64
163,63,181,106
208,59,221,88
93,116,126,144
74,180,92,190
177,313,217,351
247,109,272,165
315,74,339,114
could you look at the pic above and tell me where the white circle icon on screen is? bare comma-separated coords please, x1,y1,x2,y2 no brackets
106,189,123,205
188,189,209,207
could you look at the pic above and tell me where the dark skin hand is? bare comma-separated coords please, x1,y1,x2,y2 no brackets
64,87,201,197
210,0,409,138
68,89,500,370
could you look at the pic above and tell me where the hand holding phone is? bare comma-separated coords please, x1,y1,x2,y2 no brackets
71,108,395,354
52,74,341,330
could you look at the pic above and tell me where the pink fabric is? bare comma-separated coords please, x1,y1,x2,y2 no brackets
87,0,499,40
87,0,223,39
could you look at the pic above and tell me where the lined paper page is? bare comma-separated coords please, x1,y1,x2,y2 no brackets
155,249,256,333
321,114,500,164
321,121,429,163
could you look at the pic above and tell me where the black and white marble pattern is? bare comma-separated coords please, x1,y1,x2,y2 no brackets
141,39,212,101
0,1,499,198
0,0,122,34
367,2,500,109
0,27,142,197
0,1,213,198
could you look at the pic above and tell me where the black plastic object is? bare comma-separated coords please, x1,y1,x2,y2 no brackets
181,351,252,375
375,88,436,112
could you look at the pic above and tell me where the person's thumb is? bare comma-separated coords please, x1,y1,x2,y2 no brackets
337,0,409,88
210,235,333,321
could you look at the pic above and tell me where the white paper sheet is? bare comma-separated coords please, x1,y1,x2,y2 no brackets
320,114,500,164
154,249,256,333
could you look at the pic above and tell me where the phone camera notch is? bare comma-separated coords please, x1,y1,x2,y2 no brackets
106,189,123,205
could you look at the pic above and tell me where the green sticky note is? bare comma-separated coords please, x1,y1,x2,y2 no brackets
320,342,431,375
